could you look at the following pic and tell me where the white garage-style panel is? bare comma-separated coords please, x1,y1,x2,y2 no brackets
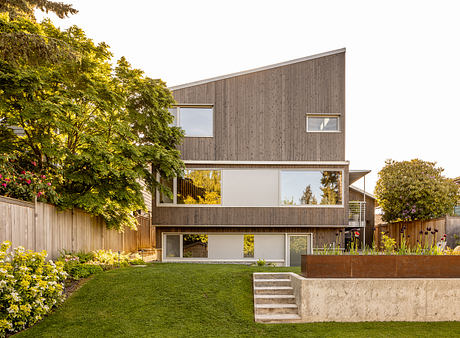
208,235,244,259
254,235,285,260
222,169,279,206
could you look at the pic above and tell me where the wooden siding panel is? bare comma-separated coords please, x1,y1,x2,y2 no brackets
173,53,345,162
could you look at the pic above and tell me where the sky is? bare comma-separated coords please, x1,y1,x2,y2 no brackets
37,0,460,193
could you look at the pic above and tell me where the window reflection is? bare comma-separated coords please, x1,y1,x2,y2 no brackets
183,234,208,258
177,170,221,204
159,177,173,204
244,235,254,258
280,171,342,205
307,116,338,131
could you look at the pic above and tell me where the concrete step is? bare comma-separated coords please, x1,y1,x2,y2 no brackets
254,286,294,295
254,279,291,287
255,313,302,323
253,273,291,280
254,295,296,304
255,303,299,315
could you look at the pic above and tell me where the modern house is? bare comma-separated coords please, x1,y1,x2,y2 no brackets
151,48,375,266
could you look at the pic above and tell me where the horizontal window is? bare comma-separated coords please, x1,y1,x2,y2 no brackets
169,106,213,137
306,115,339,132
158,169,343,207
280,170,343,206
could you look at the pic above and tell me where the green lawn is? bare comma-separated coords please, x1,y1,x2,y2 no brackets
18,264,460,338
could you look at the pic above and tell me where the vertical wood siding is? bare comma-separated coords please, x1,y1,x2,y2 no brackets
172,52,345,161
0,196,152,259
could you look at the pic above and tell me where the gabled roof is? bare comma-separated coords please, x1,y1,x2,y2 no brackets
169,48,346,90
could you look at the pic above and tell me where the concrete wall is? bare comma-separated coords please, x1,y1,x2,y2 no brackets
290,274,460,322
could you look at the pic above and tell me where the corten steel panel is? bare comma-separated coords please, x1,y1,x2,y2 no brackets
172,52,345,162
302,255,460,278
304,255,351,278
350,256,397,278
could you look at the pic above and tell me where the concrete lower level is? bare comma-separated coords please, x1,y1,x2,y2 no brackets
289,274,460,322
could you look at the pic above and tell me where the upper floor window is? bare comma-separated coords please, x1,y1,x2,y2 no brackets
280,170,343,206
159,169,221,205
306,115,339,132
169,106,213,137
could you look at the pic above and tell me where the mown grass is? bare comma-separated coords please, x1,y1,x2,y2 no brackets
18,264,460,337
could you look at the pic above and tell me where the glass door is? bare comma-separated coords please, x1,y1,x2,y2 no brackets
288,235,311,267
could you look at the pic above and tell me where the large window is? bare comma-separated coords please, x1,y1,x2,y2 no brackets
306,115,339,132
183,234,208,258
169,106,213,137
159,170,221,205
280,170,343,206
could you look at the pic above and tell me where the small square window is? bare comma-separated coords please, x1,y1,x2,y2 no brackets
306,116,339,132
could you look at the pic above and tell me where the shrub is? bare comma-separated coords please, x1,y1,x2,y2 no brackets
375,159,459,223
67,264,103,280
0,241,67,336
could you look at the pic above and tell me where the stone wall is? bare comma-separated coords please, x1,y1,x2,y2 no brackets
290,274,460,322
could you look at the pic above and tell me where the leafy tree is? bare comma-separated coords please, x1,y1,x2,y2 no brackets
0,9,184,230
300,184,317,205
320,171,341,205
374,159,459,223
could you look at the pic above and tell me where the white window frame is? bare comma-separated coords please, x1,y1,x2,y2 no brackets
156,169,222,207
278,168,344,208
169,105,214,138
306,114,340,133
157,168,344,208
162,231,314,266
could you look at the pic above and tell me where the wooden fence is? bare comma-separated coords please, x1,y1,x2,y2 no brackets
374,216,460,249
0,196,153,259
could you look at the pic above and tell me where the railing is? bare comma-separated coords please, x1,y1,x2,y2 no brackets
349,201,365,227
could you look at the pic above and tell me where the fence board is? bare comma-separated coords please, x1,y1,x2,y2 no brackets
0,196,152,259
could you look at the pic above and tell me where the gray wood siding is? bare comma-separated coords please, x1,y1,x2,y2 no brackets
151,165,349,227
173,52,345,161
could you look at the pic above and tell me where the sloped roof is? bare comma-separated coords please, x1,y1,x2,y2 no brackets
169,48,346,90
349,185,376,200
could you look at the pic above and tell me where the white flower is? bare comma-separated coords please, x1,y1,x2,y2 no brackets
0,280,7,288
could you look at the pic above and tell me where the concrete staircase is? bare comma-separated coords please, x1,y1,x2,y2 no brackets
253,273,301,323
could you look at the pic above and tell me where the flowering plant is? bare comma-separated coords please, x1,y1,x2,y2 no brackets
0,241,67,336
0,155,58,204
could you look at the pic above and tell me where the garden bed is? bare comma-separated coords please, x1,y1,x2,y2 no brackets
301,255,460,278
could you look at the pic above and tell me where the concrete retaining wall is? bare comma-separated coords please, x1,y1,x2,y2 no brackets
290,274,460,322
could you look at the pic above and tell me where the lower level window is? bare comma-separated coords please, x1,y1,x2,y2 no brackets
244,235,254,258
165,235,180,258
183,234,208,258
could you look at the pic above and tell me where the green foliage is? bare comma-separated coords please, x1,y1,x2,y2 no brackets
58,250,144,280
0,0,77,20
300,185,317,205
67,264,103,280
256,259,266,266
179,170,221,204
375,159,459,223
320,171,342,205
0,154,58,203
381,232,396,254
0,241,67,336
0,13,184,230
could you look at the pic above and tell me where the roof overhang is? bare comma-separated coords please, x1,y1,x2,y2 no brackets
349,185,376,200
349,170,371,185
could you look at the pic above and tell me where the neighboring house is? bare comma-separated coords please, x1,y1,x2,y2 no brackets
151,48,374,266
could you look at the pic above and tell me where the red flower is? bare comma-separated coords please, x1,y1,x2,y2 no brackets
21,171,26,174
2,183,6,187
32,161,37,166
26,179,31,184
354,231,360,236
47,182,51,186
